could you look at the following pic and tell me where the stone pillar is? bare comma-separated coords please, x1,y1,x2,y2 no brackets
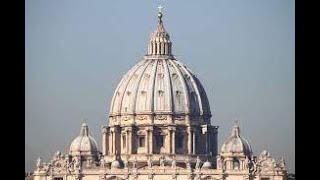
206,128,210,155
111,129,115,155
109,128,114,155
102,126,108,156
108,129,112,155
172,129,176,154
192,130,196,154
157,42,160,55
125,130,129,154
187,126,192,154
146,128,149,154
128,127,133,154
148,126,153,154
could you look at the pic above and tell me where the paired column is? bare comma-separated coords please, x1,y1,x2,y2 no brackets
172,128,176,154
102,126,108,156
187,126,197,154
147,126,153,154
192,130,196,154
109,126,119,155
128,127,133,154
187,126,192,154
109,128,114,155
168,126,176,154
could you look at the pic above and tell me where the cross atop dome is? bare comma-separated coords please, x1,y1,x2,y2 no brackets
158,4,163,22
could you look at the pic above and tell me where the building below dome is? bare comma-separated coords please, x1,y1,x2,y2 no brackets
32,5,288,180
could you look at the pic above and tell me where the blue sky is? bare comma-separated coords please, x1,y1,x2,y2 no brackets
25,0,295,173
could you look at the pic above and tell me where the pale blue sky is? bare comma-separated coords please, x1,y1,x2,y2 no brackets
25,0,295,173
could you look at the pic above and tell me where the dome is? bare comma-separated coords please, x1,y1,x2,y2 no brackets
108,12,211,124
202,161,212,169
221,123,252,156
111,159,121,169
69,122,98,157
109,59,211,118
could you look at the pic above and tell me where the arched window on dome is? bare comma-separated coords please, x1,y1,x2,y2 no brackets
233,158,240,170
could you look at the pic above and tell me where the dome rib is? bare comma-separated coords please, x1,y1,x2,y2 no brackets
170,60,190,114
111,60,149,116
177,61,203,115
164,59,174,114
109,61,144,115
163,59,173,113
69,123,98,158
131,60,153,114
221,123,252,156
120,60,151,115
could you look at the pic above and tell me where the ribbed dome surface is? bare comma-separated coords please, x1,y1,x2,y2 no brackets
221,124,252,156
69,123,98,156
109,58,211,120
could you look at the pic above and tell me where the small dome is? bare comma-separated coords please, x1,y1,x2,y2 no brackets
111,160,121,169
221,123,252,156
202,161,212,169
69,122,98,158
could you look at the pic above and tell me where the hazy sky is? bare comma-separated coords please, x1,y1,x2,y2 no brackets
25,0,295,173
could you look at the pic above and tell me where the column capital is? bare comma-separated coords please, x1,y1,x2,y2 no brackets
146,126,154,131
123,126,133,132
101,126,108,133
168,126,176,131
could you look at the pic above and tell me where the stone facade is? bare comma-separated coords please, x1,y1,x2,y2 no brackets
32,7,287,180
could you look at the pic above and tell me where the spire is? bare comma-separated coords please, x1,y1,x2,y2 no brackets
80,121,89,136
147,4,172,57
158,4,163,23
231,121,240,137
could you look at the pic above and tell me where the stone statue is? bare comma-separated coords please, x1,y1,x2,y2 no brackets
195,156,201,170
185,157,191,169
269,158,277,169
260,150,271,161
132,157,137,168
36,157,43,170
53,151,62,160
245,156,252,170
124,155,129,169
100,158,105,168
74,157,81,169
216,155,222,169
87,159,93,168
279,157,286,169
124,160,128,169
147,156,153,168
159,155,165,167
67,161,74,173
43,163,51,172
171,156,176,168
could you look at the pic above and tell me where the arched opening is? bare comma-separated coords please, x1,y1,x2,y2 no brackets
122,135,126,148
175,134,183,149
139,136,145,147
156,135,164,148
233,158,240,170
